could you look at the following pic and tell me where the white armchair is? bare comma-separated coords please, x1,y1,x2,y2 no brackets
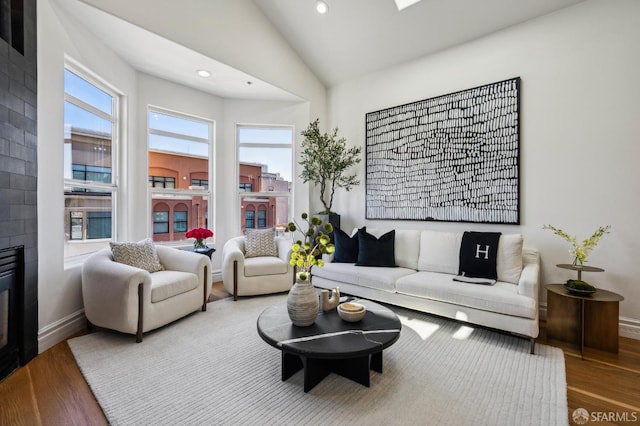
81,245,212,342
221,236,294,300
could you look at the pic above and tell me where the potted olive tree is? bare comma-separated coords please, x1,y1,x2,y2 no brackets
299,118,362,231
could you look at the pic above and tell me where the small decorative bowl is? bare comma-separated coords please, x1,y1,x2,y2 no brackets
563,284,596,296
337,302,366,322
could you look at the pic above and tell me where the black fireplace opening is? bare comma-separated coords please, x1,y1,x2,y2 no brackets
0,246,25,382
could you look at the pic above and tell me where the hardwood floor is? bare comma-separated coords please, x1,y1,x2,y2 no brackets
1,284,638,425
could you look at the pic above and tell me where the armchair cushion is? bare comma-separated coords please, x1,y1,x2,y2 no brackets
244,228,278,258
110,238,164,273
150,270,198,303
244,256,289,277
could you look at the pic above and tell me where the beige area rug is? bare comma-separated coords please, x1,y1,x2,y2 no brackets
68,295,568,426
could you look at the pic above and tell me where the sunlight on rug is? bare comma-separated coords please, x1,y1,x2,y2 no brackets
69,295,568,426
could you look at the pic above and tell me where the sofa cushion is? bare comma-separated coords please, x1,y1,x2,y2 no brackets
312,263,414,292
110,238,164,273
458,231,501,280
244,256,289,277
395,271,536,319
356,229,397,267
150,270,198,303
244,228,278,258
333,227,363,263
497,234,524,284
418,230,462,274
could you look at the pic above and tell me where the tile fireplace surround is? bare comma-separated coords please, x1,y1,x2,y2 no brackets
0,0,39,381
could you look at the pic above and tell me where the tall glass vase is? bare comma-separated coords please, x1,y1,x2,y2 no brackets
287,274,319,326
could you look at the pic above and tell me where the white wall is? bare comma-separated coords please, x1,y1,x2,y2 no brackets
327,0,640,337
37,0,139,350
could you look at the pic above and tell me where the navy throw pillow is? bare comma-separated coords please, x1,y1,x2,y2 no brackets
333,227,364,263
355,229,397,267
458,231,502,280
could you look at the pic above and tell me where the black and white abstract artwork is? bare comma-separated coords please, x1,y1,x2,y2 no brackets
365,77,520,224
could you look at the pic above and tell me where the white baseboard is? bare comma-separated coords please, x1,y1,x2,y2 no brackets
620,317,640,340
212,268,222,283
38,308,86,353
539,304,640,341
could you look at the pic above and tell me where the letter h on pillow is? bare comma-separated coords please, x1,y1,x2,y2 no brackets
457,231,501,283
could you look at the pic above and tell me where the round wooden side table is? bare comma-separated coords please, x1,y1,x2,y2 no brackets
545,284,624,357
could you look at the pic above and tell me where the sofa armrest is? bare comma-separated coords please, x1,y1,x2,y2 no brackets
156,245,211,274
221,237,246,282
517,248,540,301
81,248,152,330
276,236,292,263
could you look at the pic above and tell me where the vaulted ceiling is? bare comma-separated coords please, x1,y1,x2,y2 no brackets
59,0,586,99
254,0,586,87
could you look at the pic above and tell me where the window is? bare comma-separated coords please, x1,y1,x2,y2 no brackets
73,164,111,183
63,66,119,258
173,205,188,233
237,125,293,235
148,109,213,244
191,179,208,189
149,176,176,189
87,211,112,239
153,211,169,234
257,207,267,228
245,209,255,229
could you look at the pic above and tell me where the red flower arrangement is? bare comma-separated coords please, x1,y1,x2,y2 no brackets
186,228,213,250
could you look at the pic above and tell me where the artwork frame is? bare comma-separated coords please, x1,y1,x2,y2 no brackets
365,77,521,224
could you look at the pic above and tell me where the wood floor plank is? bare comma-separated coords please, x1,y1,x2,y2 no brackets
28,341,107,426
565,356,640,409
0,365,41,426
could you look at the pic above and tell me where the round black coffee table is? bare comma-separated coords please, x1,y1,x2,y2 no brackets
257,299,401,392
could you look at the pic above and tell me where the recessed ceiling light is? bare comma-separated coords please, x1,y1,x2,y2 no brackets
316,1,328,14
393,0,423,11
197,69,211,78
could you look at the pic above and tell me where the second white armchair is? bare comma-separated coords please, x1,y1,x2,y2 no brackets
221,235,294,301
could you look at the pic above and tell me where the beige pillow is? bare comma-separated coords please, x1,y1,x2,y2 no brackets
244,229,278,258
417,230,462,274
496,234,523,284
110,238,164,273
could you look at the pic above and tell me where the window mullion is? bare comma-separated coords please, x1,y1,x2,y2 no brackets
149,128,209,144
64,93,113,122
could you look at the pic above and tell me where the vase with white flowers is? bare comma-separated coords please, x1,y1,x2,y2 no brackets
543,224,611,268
286,213,334,326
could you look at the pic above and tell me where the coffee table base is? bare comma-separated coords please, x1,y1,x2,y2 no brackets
282,351,383,393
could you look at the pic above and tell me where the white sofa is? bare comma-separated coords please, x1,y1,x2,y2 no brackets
311,229,540,352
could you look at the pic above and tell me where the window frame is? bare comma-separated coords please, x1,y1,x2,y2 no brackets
148,106,215,246
63,62,120,259
237,124,294,234
153,210,169,234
